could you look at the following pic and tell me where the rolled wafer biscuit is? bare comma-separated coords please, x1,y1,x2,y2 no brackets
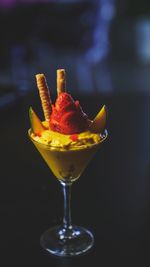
36,74,52,121
57,69,66,95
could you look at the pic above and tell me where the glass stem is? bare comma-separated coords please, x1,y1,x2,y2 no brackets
61,181,72,229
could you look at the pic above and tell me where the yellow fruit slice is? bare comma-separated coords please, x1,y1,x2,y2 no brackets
89,105,107,133
29,107,46,136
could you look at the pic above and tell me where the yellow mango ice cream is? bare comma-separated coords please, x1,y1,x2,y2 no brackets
31,120,104,149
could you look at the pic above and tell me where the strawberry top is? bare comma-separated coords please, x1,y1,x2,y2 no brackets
49,92,90,134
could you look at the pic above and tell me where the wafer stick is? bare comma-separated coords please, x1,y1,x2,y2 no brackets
57,69,66,95
36,74,52,121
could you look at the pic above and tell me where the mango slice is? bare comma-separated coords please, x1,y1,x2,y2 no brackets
29,107,46,136
89,105,107,133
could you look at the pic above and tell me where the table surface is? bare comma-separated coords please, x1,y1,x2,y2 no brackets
1,91,150,267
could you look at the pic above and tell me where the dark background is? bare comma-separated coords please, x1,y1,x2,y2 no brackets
1,1,150,266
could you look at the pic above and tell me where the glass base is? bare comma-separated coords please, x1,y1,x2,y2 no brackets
40,225,94,257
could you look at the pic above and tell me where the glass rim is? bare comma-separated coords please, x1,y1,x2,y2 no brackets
28,128,108,151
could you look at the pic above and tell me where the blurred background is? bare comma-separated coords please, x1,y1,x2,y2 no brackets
1,1,150,266
0,0,150,107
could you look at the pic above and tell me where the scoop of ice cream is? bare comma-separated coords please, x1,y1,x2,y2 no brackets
49,92,90,134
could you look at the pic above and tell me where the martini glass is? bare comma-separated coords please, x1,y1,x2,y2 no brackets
28,129,108,257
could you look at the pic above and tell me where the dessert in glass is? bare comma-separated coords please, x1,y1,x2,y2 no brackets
28,69,108,257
